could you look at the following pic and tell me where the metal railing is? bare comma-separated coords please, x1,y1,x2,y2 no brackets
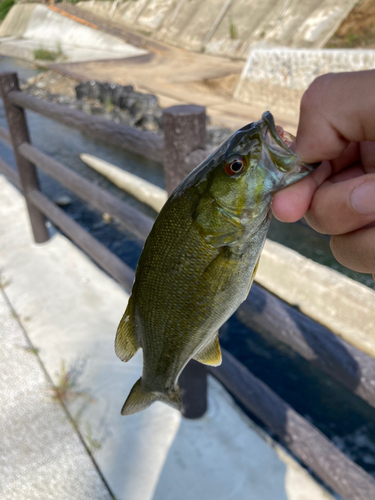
1,71,375,500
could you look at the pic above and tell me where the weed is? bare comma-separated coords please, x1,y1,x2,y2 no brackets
84,422,102,454
33,46,63,62
51,359,87,405
229,17,238,40
346,32,359,47
103,96,115,113
0,0,14,21
24,346,40,355
0,276,11,289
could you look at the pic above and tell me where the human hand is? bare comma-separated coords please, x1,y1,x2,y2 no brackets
272,71,375,280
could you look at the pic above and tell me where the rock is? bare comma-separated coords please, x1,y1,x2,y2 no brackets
75,81,89,100
90,105,105,115
102,212,112,223
76,101,92,114
138,111,160,132
110,108,135,126
99,82,119,104
54,195,72,206
130,93,159,118
206,126,232,148
75,80,102,100
56,95,77,106
113,85,134,108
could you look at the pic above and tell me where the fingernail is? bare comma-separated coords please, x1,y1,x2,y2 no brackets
351,182,375,215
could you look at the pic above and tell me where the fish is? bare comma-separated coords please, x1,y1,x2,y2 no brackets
115,111,319,416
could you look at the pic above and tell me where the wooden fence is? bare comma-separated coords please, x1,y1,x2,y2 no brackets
1,71,375,500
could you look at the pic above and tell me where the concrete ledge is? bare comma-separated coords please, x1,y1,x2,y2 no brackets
77,0,357,59
235,48,375,116
258,239,375,359
0,4,148,63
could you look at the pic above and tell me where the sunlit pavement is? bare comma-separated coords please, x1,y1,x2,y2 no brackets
0,174,334,500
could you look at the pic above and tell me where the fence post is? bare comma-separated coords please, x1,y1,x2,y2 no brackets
163,104,207,419
0,72,49,243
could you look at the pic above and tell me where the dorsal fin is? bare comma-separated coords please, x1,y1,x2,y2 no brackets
115,295,140,362
194,334,222,366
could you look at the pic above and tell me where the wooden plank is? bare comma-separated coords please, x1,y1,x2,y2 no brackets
19,143,154,243
238,283,375,409
163,104,208,419
8,90,165,165
0,73,49,243
28,189,135,292
163,104,206,193
210,349,375,500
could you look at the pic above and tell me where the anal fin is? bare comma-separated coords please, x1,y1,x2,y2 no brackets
115,295,140,362
194,334,222,366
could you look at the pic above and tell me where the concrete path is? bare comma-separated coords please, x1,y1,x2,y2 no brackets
0,272,112,498
0,173,334,499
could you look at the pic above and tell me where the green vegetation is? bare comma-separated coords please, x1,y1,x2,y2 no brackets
84,422,102,454
51,359,85,405
229,17,238,40
103,96,115,113
33,46,63,62
0,276,11,289
0,0,15,21
24,346,40,356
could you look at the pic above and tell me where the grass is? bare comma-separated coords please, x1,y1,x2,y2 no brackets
103,96,115,113
84,422,102,454
229,17,238,40
24,346,40,356
0,0,15,21
0,276,11,289
33,47,63,62
51,359,87,405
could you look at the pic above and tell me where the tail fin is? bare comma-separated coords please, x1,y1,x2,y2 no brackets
121,378,182,416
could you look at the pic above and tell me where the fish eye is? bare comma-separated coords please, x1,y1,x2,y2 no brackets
225,155,246,176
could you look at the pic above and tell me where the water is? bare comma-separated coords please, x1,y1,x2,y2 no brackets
2,56,375,488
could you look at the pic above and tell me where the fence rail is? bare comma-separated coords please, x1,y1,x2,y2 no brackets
1,71,375,500
8,90,165,164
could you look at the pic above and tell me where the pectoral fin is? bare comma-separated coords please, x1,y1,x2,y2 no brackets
115,295,140,362
194,334,222,366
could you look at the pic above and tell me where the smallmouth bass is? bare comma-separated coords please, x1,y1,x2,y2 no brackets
115,111,318,416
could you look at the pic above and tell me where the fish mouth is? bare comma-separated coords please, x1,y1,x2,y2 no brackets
261,111,320,173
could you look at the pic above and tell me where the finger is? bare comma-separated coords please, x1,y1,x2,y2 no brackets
305,174,375,234
272,161,331,222
295,71,375,163
330,226,375,274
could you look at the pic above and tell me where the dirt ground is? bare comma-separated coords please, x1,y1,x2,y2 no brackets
326,0,375,48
